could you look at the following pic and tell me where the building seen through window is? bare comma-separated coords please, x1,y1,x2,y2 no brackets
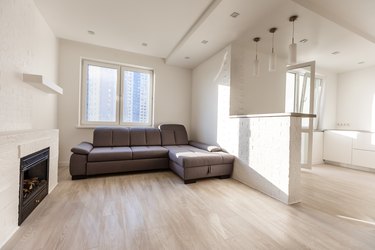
81,60,153,126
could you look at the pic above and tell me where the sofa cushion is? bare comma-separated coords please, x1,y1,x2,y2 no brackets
146,128,162,145
112,127,130,146
71,142,93,155
159,124,189,145
88,147,132,162
130,128,162,146
93,127,113,147
164,145,234,168
131,146,168,159
188,141,222,152
160,130,175,145
130,128,147,146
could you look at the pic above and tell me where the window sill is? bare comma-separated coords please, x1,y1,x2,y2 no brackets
76,124,154,129
76,125,97,129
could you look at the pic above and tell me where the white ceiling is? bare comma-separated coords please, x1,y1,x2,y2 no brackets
292,0,375,43
233,0,375,73
34,0,212,58
35,0,375,73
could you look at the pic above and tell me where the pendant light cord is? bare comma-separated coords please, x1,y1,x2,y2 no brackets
292,21,295,43
289,15,298,44
253,37,260,60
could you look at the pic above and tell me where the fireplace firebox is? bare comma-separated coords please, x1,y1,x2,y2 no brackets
19,147,49,225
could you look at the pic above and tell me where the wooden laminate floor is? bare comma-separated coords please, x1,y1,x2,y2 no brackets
3,164,375,250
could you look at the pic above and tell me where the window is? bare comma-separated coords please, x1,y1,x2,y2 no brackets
81,60,153,126
121,67,152,124
285,71,324,130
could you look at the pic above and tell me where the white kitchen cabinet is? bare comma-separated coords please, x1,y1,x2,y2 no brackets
352,132,375,151
323,130,354,164
324,130,375,171
352,149,375,169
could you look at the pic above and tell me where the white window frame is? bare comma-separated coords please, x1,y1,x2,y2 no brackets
286,70,324,130
120,66,154,127
80,59,154,127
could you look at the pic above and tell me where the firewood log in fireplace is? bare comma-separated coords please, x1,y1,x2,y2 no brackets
23,177,40,198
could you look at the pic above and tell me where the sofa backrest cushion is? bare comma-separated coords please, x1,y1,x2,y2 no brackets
94,127,161,147
146,128,162,145
93,127,113,147
130,128,161,146
112,127,130,146
159,124,189,145
94,127,130,147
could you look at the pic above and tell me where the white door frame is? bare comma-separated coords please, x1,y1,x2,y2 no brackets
287,61,316,169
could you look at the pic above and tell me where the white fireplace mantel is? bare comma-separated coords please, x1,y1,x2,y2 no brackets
0,129,59,248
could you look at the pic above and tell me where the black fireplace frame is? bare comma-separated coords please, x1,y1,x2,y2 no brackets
18,147,50,225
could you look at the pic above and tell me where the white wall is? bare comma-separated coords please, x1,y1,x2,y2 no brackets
0,0,58,247
336,66,375,131
58,39,192,164
191,47,235,149
317,68,338,130
230,39,287,115
192,46,303,204
0,0,58,132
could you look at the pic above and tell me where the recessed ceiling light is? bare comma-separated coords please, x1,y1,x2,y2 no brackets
201,40,208,44
299,39,308,43
87,30,95,35
358,61,365,64
141,42,148,47
230,12,240,18
184,56,190,60
331,51,340,55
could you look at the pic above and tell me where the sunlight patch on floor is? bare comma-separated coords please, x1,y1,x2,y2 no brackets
337,215,375,226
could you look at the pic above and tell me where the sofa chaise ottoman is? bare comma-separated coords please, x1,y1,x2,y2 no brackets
159,124,234,183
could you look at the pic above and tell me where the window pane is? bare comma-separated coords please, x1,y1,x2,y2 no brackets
122,70,151,124
302,76,311,114
314,79,322,113
313,79,323,129
86,65,117,122
285,72,296,112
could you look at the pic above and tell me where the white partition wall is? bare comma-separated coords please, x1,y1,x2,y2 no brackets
232,114,307,204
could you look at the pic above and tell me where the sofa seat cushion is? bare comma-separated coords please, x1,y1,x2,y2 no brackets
164,145,234,168
88,147,132,162
131,146,169,159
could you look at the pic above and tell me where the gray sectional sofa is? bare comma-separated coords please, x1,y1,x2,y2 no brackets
69,124,234,184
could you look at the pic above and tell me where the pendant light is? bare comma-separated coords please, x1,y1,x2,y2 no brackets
253,37,260,76
288,15,298,65
269,27,277,71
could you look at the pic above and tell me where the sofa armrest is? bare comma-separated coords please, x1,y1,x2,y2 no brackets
71,142,93,155
189,140,222,152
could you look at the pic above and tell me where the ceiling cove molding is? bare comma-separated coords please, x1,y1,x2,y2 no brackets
165,0,222,64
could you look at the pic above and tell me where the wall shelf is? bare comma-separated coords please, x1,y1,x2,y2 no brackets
23,73,63,95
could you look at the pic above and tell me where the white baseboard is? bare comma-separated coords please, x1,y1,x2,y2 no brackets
324,160,375,173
